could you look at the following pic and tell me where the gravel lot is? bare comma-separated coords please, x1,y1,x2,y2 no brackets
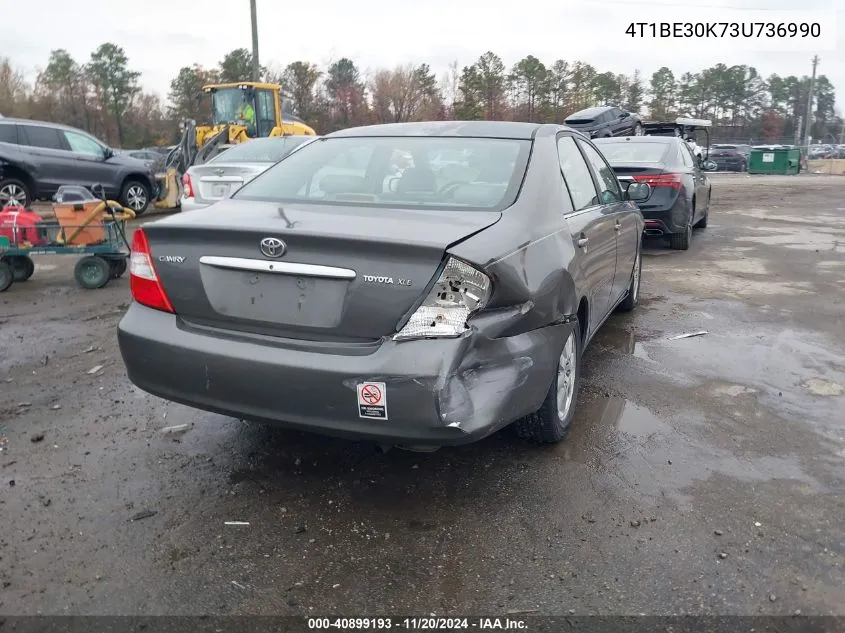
1,174,844,616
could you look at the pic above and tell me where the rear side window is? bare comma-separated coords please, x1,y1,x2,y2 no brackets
20,125,64,150
577,140,622,203
0,124,17,144
557,136,599,211
679,143,694,167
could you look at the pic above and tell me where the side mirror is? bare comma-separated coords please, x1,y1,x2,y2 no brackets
701,160,718,172
103,147,113,160
387,177,400,192
625,181,651,202
91,183,106,200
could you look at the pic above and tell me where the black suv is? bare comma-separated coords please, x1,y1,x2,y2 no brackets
564,105,644,139
0,118,157,213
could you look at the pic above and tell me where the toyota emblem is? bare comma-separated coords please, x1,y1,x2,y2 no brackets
259,237,286,258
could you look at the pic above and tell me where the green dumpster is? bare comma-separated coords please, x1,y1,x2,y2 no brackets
747,147,801,175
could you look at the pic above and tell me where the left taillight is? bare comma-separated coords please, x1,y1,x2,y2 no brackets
129,228,175,313
182,173,194,199
633,173,683,190
393,257,492,341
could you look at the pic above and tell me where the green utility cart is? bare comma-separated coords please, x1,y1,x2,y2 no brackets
748,147,801,175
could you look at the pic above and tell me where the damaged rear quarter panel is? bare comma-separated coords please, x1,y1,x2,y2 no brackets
429,126,582,434
450,126,581,339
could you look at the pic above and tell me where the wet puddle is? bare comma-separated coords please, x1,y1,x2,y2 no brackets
563,391,831,505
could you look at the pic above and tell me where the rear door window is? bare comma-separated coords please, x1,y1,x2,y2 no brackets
577,139,622,203
0,124,18,144
557,136,599,211
20,125,64,150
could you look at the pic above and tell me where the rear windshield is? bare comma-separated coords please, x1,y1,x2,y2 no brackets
211,136,311,164
233,136,532,212
593,141,669,163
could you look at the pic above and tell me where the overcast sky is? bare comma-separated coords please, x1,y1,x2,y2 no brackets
8,0,842,116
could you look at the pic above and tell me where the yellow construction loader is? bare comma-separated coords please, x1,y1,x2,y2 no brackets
153,81,317,210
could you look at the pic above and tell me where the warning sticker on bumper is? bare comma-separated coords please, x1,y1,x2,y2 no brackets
357,382,387,420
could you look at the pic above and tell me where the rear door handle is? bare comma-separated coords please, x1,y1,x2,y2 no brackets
577,237,589,247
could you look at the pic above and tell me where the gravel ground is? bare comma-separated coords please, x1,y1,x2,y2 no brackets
1,174,843,616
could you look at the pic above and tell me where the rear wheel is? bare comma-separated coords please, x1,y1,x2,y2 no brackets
108,257,127,279
617,251,642,312
695,207,709,228
74,256,111,289
0,261,13,292
3,255,35,281
669,207,693,250
0,178,32,208
515,321,582,444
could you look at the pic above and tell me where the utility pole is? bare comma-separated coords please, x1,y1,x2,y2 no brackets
250,0,260,82
802,55,819,151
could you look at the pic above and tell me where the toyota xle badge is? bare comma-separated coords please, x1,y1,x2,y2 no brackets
260,237,286,258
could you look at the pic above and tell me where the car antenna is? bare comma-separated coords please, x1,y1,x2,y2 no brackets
276,206,299,229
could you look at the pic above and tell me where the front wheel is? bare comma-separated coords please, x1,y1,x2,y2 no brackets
3,255,35,281
514,321,582,444
119,180,150,216
0,261,13,292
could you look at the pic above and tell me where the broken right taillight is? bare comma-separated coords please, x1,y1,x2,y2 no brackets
393,257,491,341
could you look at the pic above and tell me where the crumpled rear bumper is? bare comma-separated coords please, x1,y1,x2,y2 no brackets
117,303,572,446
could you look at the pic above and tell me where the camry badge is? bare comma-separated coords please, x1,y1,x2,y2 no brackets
260,237,286,258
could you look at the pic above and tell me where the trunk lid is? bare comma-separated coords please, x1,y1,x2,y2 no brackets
144,200,501,341
189,162,271,203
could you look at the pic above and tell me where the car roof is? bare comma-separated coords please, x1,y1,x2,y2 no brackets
593,135,679,144
565,106,613,119
326,121,542,140
0,116,91,135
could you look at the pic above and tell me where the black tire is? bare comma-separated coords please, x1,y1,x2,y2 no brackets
108,257,127,279
514,321,582,444
74,256,111,289
695,206,709,228
0,177,32,208
0,261,13,292
119,180,150,216
617,251,642,313
669,209,693,250
3,255,35,281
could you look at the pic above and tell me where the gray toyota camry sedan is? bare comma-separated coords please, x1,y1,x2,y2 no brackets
118,121,649,448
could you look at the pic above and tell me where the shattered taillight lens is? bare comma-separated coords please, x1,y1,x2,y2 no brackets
393,257,492,341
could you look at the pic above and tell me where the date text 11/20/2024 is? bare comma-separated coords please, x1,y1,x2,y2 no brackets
307,617,528,630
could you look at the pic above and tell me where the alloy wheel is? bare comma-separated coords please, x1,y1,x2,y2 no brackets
556,334,577,421
631,253,641,302
126,185,148,211
0,183,27,206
